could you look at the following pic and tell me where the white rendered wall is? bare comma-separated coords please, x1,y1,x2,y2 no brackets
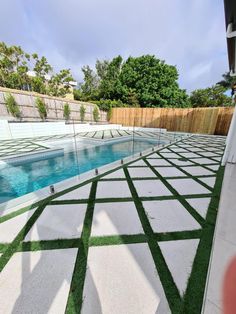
0,121,122,140
222,107,236,164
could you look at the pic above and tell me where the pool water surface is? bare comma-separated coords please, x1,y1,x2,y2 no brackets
0,138,164,203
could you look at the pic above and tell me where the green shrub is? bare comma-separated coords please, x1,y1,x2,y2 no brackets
107,105,112,121
73,89,83,101
36,97,47,120
93,106,100,122
90,99,127,111
63,103,71,120
5,93,21,118
80,105,86,122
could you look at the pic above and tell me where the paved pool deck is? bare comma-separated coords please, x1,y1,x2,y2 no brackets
0,134,225,313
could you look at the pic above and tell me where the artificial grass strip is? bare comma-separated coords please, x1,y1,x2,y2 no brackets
155,229,202,242
99,178,127,181
65,181,97,314
50,199,89,205
124,167,182,313
0,203,39,224
89,234,147,247
184,194,212,200
0,243,7,253
140,195,178,201
181,165,225,314
17,238,80,252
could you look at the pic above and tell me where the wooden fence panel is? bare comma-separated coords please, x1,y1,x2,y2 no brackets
215,107,235,135
110,107,234,135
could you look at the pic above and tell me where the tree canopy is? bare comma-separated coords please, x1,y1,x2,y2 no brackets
217,72,236,90
189,85,232,108
0,42,234,109
118,55,190,108
0,42,74,97
76,55,190,108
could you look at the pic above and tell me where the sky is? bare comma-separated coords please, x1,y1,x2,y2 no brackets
0,0,229,93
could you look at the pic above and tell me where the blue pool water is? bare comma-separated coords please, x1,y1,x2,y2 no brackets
0,138,163,203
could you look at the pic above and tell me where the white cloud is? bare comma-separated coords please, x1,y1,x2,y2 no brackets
0,0,229,92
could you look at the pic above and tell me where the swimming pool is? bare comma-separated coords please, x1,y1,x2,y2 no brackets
0,137,164,203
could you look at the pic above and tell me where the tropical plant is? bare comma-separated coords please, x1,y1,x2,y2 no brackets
217,72,236,90
35,97,47,120
190,85,233,107
63,103,71,120
80,104,86,122
93,106,100,122
4,93,21,118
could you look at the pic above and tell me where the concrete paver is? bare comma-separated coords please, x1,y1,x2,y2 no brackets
0,249,77,314
81,244,171,314
24,204,87,241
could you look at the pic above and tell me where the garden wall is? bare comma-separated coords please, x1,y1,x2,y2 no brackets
110,107,235,135
0,87,107,122
0,121,122,140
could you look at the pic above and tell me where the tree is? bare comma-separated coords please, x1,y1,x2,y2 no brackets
217,72,236,90
30,76,46,94
80,104,86,122
127,90,140,107
73,88,83,100
36,97,47,120
0,42,30,89
32,54,52,79
93,106,100,122
95,59,110,81
118,55,190,108
4,93,21,118
78,55,189,108
98,56,123,100
190,85,232,107
80,66,98,100
47,69,74,97
0,42,75,97
63,103,71,120
91,99,127,111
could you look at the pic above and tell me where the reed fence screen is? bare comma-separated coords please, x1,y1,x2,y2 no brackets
110,107,234,135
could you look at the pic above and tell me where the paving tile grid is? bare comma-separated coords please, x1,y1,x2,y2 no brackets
0,134,226,314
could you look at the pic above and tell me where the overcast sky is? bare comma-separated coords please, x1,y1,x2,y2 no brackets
0,0,228,93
